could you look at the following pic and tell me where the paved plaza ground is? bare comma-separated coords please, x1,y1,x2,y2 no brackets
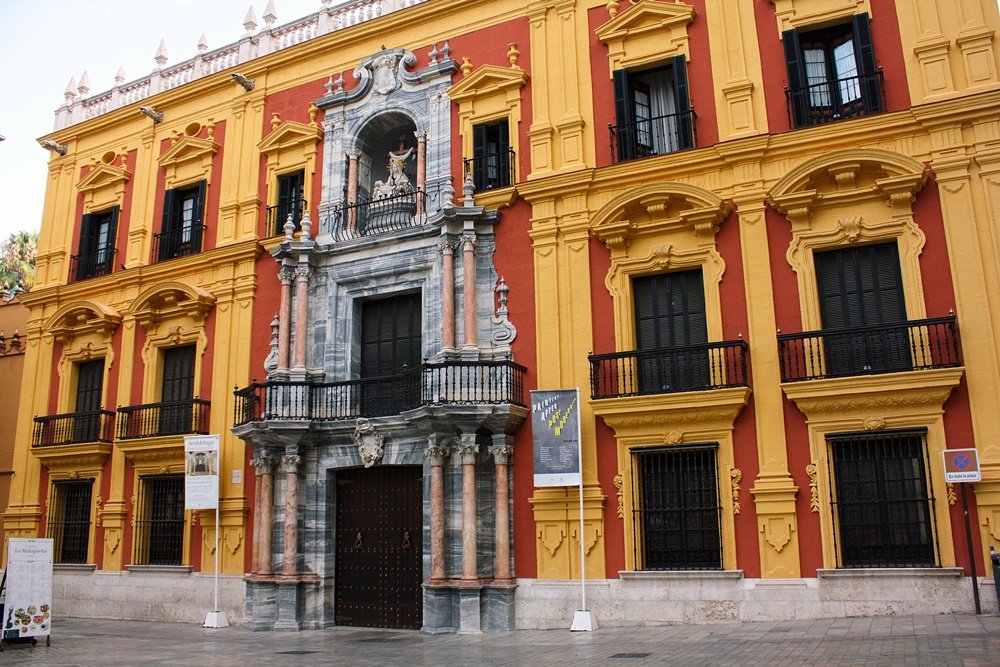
3,613,1000,665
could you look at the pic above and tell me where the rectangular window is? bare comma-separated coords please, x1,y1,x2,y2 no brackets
633,269,709,393
73,359,105,443
272,170,306,236
632,445,721,570
470,121,512,191
133,473,185,566
815,242,911,375
358,292,422,416
784,14,882,128
157,181,206,261
827,430,935,568
159,345,196,436
47,479,93,564
74,206,119,280
612,54,693,162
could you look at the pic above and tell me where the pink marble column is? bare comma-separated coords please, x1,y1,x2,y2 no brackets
277,268,293,372
256,456,275,576
462,234,477,349
281,453,301,576
489,436,514,581
440,238,457,352
425,438,451,580
415,130,427,216
250,458,263,574
346,150,359,232
292,266,310,370
458,435,479,581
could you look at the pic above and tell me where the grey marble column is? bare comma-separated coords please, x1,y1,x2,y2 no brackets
425,437,451,581
489,435,514,581
281,452,301,576
458,435,479,581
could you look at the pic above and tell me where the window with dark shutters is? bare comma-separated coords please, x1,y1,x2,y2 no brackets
470,120,512,191
74,207,119,280
783,13,883,128
611,55,693,162
359,293,422,415
157,180,206,261
159,345,196,435
73,359,105,442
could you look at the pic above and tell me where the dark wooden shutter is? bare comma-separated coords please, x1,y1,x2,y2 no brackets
74,359,104,443
634,271,709,392
672,54,693,150
161,188,179,233
359,293,422,416
162,346,196,402
613,69,636,161
783,28,809,127
79,213,95,255
105,205,120,265
852,13,881,113
192,180,207,250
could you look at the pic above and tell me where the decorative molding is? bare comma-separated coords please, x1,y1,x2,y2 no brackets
730,468,742,515
76,162,131,213
805,463,820,512
765,0,871,36
594,0,695,74
157,133,219,189
353,418,385,468
613,473,624,519
863,416,886,430
947,483,957,507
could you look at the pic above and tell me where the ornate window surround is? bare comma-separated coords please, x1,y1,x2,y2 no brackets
782,367,962,569
157,124,220,190
766,148,929,332
448,60,528,207
37,467,106,566
256,110,323,216
128,463,192,568
47,301,121,412
76,157,131,215
594,0,695,76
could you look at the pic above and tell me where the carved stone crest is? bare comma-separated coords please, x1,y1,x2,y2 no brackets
353,417,385,468
372,52,402,96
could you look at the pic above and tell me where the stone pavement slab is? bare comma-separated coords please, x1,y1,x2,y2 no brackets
3,613,1000,666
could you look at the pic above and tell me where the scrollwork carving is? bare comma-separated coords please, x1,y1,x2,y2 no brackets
806,463,820,513
730,468,742,515
612,473,624,519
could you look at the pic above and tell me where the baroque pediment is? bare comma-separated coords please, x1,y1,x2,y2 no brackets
157,135,219,170
46,300,122,342
448,65,528,102
595,0,695,71
257,120,322,155
591,182,730,247
76,162,131,196
129,281,215,329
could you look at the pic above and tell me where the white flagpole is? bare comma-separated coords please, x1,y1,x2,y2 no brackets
571,388,595,631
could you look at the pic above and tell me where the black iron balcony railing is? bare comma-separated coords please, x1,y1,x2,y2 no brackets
777,315,961,382
267,197,308,236
117,398,212,440
153,224,206,262
327,190,425,242
234,360,526,426
70,248,116,282
589,339,749,400
785,70,884,128
609,107,696,164
33,409,116,447
463,148,515,192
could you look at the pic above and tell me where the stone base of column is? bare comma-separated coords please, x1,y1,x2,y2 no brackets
274,581,303,631
244,575,323,631
422,580,517,633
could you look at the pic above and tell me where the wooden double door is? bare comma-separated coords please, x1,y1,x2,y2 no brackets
334,465,423,629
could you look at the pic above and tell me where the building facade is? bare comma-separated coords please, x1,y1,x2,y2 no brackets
6,0,1000,631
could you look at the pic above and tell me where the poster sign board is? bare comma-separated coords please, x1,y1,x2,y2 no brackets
943,448,981,483
531,389,581,487
185,434,220,509
4,538,53,639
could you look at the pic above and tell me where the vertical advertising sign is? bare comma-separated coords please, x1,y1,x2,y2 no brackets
185,434,220,510
4,538,53,639
531,389,581,487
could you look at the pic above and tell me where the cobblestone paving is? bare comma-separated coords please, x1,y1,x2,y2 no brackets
3,613,1000,666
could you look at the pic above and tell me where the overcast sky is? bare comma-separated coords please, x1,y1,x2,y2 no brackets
0,0,322,241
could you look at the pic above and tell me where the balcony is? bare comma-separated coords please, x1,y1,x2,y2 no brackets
234,360,526,426
153,225,206,262
327,190,425,242
588,339,749,400
463,148,515,192
267,198,308,237
609,107,696,164
32,410,115,447
777,316,961,383
785,70,884,128
70,248,116,282
117,399,212,439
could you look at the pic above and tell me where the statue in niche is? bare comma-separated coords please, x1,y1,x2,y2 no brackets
372,134,415,199
353,417,385,468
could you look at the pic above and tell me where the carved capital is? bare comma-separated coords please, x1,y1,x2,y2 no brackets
278,267,295,286
424,442,451,466
438,237,459,253
293,267,312,282
488,444,514,465
462,234,477,253
281,454,301,472
458,443,479,464
251,456,274,476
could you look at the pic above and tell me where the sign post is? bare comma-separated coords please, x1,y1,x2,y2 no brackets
185,434,228,628
943,448,982,615
3,538,53,649
531,388,596,631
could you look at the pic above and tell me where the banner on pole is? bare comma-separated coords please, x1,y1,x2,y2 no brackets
185,434,220,509
4,538,53,639
531,389,581,487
